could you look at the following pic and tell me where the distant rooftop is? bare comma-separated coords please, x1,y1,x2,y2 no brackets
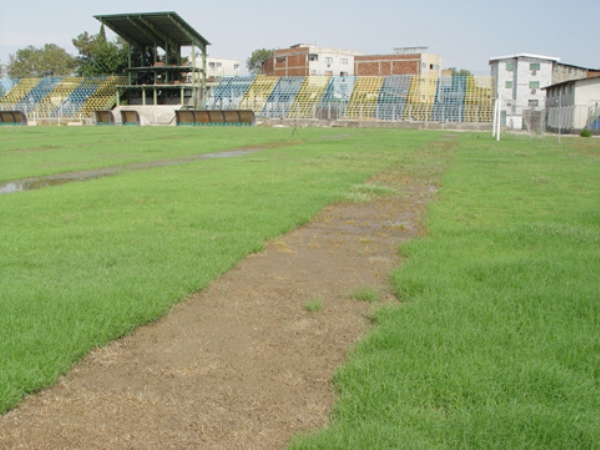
394,47,428,54
489,53,560,63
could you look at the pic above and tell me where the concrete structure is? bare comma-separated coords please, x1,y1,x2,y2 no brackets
544,75,600,131
354,47,441,77
552,63,600,84
264,44,363,77
263,44,443,78
202,57,241,79
490,53,559,116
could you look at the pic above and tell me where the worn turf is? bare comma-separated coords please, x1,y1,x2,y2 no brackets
289,135,600,448
0,126,437,414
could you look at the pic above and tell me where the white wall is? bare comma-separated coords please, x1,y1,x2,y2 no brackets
491,55,555,116
305,46,362,76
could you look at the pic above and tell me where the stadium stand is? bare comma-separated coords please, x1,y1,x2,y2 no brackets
0,75,495,124
287,76,330,119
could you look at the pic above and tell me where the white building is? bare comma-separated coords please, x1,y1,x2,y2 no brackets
266,44,363,77
190,56,241,78
544,76,600,131
490,53,559,117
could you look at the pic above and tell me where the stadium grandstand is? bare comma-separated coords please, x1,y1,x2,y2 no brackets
0,74,495,124
0,11,495,125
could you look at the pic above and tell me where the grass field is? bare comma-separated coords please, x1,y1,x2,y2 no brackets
0,126,437,414
1,127,599,447
290,135,600,448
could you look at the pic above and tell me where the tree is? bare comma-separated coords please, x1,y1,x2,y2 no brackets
72,26,128,76
7,44,75,78
246,48,274,75
447,67,473,77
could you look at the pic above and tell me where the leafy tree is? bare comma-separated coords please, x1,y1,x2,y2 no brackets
246,48,274,74
447,67,473,77
72,26,128,76
7,44,75,78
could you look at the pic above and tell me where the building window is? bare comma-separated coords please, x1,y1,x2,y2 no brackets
209,62,215,69
568,85,573,94
528,99,539,107
506,62,514,71
234,64,239,70
569,67,572,74
529,81,540,89
308,54,318,62
530,63,541,71
216,63,222,69
341,58,348,65
325,57,333,64
276,57,286,64
505,81,513,88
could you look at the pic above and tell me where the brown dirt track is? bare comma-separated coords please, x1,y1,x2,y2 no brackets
0,153,444,449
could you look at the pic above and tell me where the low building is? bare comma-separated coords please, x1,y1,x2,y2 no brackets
544,75,600,131
354,47,441,77
264,44,363,77
552,63,600,84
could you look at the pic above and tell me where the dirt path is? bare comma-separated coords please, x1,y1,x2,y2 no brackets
0,172,436,449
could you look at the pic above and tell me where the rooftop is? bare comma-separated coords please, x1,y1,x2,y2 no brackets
94,12,210,50
489,53,560,63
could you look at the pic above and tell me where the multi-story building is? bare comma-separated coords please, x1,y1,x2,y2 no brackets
489,53,559,116
489,53,598,116
263,44,363,77
263,44,442,78
354,47,441,77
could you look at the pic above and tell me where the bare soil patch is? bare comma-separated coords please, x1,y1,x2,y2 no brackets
0,172,437,449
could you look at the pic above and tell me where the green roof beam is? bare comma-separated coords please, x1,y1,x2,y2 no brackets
167,14,205,49
96,17,144,50
136,16,178,50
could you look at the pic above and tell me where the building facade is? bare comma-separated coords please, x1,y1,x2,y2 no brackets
490,53,559,116
544,76,600,130
354,47,441,77
191,57,241,79
264,44,363,77
552,63,600,84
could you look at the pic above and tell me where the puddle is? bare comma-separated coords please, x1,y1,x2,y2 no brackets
0,148,261,196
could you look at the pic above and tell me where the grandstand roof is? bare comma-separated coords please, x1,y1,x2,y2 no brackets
94,12,210,50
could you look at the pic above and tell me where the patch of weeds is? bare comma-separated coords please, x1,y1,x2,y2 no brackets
342,182,398,203
342,192,372,203
304,296,324,313
350,286,380,303
354,183,398,197
580,128,592,138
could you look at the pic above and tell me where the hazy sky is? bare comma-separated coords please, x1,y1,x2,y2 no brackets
1,0,598,75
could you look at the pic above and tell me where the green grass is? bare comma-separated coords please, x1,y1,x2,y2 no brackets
304,296,325,313
0,126,438,414
350,286,381,303
289,135,600,448
0,126,302,182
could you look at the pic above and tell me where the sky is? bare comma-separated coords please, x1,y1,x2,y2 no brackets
1,0,598,76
